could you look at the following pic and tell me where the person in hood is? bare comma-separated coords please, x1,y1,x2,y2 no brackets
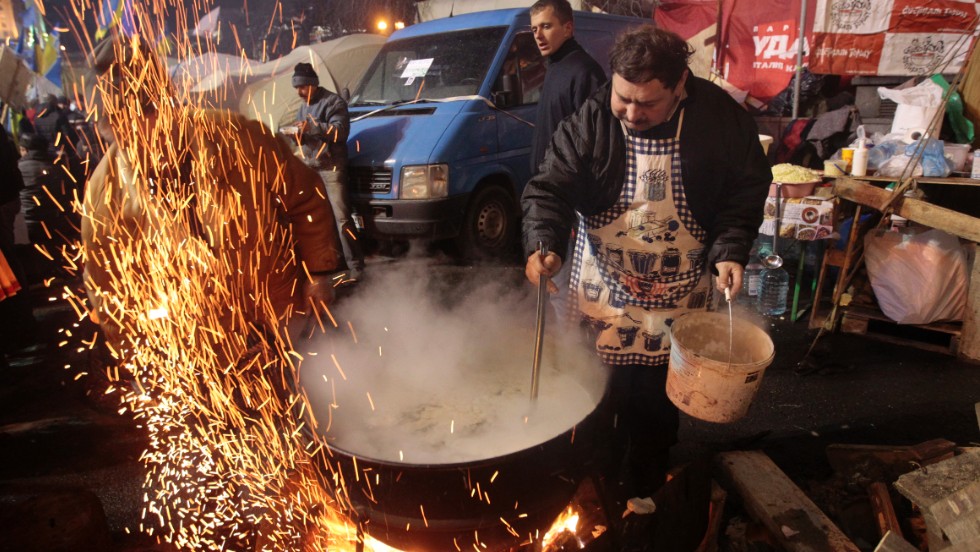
81,32,343,550
83,35,342,364
529,0,606,174
522,26,771,522
292,62,365,283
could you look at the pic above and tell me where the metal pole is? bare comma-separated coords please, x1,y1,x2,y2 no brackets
792,0,808,119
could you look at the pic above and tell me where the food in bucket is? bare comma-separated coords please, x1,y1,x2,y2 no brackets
771,163,820,183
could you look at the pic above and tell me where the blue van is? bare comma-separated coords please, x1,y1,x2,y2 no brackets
346,8,645,259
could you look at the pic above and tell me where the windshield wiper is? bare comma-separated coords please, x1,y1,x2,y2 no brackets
352,99,441,122
391,98,437,105
350,100,386,107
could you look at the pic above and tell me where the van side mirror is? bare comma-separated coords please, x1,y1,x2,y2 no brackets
492,90,515,108
493,74,519,108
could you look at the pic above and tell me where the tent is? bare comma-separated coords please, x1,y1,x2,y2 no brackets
169,52,255,93
237,33,385,131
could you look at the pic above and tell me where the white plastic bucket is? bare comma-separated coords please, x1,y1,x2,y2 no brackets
665,312,775,423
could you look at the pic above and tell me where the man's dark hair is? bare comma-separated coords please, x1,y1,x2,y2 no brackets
610,26,693,88
530,0,574,23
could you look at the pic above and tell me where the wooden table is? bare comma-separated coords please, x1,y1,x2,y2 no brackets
814,176,980,362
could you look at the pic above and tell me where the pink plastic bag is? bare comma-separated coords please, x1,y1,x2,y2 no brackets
863,228,967,324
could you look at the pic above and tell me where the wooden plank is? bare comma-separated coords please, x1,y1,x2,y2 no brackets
945,535,980,551
873,531,919,552
839,310,960,356
715,451,860,552
855,175,980,188
843,305,963,335
962,243,980,362
827,440,957,481
895,451,980,509
840,313,869,335
694,481,727,552
895,451,980,551
928,480,980,544
868,482,903,539
834,177,980,243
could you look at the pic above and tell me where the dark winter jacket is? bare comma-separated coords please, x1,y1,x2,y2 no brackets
32,104,77,154
18,150,77,229
0,127,23,204
296,87,349,171
531,38,606,174
522,76,772,273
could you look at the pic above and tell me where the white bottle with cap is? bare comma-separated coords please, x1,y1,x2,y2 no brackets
972,150,980,180
851,125,869,177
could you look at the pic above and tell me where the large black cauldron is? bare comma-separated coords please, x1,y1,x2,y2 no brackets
327,396,609,552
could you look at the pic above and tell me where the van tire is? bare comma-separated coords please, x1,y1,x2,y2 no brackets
457,185,517,261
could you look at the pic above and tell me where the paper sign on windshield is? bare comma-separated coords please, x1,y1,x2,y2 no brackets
400,58,434,79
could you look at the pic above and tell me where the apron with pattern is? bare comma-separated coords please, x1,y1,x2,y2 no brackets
567,109,714,366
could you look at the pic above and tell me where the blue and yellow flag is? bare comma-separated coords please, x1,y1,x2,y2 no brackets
96,0,136,41
34,28,60,88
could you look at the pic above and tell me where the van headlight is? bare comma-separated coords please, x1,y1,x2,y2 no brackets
400,164,448,199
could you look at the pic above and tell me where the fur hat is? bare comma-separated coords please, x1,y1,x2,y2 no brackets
292,62,319,87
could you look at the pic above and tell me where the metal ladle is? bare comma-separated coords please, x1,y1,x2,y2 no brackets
763,183,784,269
530,242,549,401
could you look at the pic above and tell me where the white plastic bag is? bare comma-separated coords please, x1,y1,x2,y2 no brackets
863,228,967,324
878,79,945,137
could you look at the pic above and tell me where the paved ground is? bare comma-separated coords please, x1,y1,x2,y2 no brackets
1,259,978,551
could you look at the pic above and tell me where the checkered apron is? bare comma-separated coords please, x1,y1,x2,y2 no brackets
568,109,713,366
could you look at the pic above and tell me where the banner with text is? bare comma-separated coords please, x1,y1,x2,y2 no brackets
809,0,980,76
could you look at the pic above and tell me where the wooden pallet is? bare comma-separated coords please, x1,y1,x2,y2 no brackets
840,305,963,356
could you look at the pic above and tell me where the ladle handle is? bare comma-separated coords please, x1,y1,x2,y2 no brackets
531,242,549,401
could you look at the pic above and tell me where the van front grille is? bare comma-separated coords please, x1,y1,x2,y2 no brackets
351,167,392,194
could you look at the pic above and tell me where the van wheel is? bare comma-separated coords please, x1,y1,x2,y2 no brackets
457,186,517,261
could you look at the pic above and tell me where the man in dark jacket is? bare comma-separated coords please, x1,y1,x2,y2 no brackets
32,94,77,158
522,26,771,515
18,133,79,280
293,62,365,282
529,0,606,174
0,125,23,250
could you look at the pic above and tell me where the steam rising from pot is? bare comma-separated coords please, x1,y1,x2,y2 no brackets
297,262,607,464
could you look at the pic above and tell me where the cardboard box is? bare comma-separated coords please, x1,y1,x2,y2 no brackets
759,195,835,241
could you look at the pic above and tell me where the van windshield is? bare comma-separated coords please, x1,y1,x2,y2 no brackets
350,27,507,106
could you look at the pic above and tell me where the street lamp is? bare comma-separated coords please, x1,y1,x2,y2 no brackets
394,21,405,30
376,20,389,32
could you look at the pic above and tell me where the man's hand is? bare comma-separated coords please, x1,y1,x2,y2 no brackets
525,250,562,294
715,261,744,298
296,120,309,135
302,273,336,313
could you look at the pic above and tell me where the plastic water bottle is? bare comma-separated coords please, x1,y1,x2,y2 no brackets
972,150,980,179
744,242,763,297
757,267,789,316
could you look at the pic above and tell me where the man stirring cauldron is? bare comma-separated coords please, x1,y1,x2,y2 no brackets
522,25,771,532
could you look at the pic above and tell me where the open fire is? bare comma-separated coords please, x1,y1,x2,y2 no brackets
54,1,613,551
335,476,609,552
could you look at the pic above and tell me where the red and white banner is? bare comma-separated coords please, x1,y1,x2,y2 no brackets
809,0,980,76
656,0,818,104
